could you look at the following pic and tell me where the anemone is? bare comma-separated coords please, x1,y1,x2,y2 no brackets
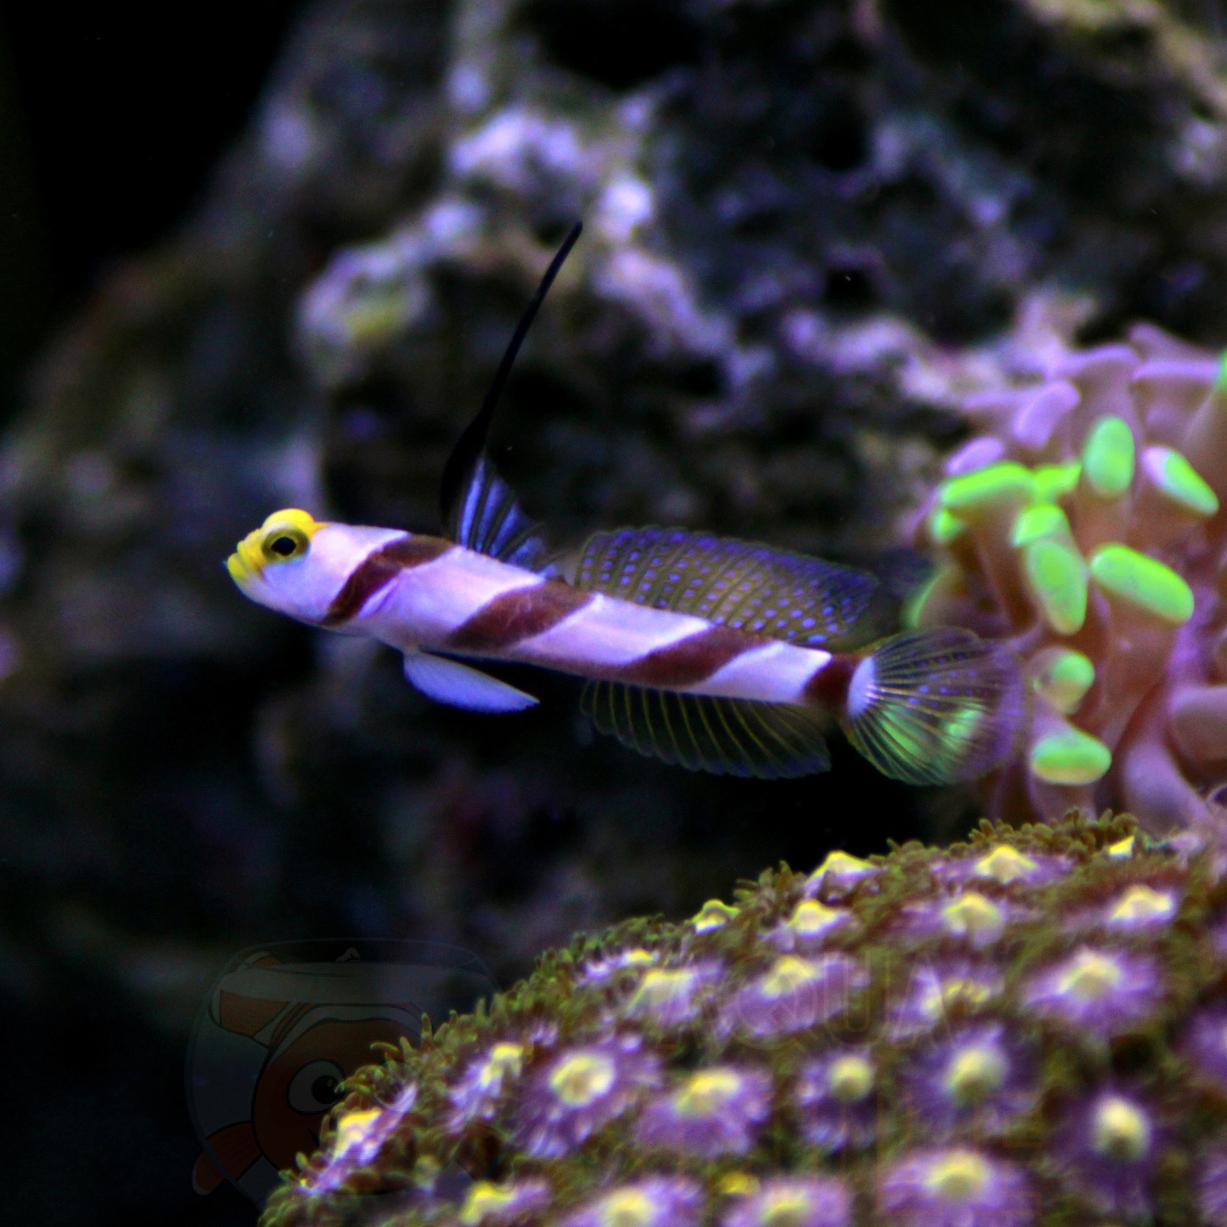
909,327,1227,832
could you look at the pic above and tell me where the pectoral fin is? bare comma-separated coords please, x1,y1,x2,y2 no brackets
403,651,538,713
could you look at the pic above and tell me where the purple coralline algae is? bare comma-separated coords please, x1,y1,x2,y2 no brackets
909,327,1227,834
260,813,1227,1226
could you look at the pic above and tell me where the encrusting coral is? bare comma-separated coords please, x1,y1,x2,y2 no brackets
261,813,1227,1226
909,326,1227,834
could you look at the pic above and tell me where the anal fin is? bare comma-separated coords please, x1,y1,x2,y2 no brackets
404,651,538,713
581,682,830,779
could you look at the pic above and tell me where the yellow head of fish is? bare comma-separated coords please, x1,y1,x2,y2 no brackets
227,510,414,626
227,509,320,581
226,508,335,624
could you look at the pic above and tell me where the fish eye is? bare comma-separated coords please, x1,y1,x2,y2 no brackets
262,527,309,562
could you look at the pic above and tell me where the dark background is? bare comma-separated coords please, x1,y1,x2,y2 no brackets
2,8,305,1225
1,6,305,408
6,3,1227,1225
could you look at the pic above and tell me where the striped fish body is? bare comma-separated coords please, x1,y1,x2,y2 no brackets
347,533,843,706
229,512,1024,783
229,223,1024,783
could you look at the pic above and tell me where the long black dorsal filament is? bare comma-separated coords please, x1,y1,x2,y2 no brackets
439,221,584,527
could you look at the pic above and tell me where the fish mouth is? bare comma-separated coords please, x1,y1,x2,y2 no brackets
226,533,266,586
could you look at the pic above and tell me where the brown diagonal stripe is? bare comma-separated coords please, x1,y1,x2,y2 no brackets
447,581,593,652
322,535,453,627
802,654,857,710
617,625,755,688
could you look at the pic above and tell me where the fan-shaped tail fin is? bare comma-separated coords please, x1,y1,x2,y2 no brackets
842,628,1025,784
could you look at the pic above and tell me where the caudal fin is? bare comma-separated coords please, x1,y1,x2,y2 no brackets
842,628,1026,785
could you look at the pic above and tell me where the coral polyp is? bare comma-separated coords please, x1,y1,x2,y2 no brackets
909,327,1227,832
260,814,1227,1226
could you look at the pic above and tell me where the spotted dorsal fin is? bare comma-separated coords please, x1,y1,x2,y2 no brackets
574,526,888,649
439,222,582,573
582,682,831,778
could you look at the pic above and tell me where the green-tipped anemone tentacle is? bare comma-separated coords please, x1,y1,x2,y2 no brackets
1029,725,1112,785
1021,540,1087,635
940,463,1036,519
1142,446,1219,518
1082,416,1135,499
928,504,967,546
1031,648,1095,715
1033,461,1081,503
1089,545,1195,626
1011,504,1074,550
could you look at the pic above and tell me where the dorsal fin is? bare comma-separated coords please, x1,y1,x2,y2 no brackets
574,526,888,649
445,454,553,572
582,683,831,779
439,222,582,571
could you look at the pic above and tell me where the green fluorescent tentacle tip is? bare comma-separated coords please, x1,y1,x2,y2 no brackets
1029,725,1112,784
941,891,1004,942
1033,461,1081,503
1011,503,1072,549
940,463,1036,517
691,899,738,932
928,504,967,546
1142,446,1219,517
1082,416,1135,499
811,849,876,879
1215,348,1227,392
1089,544,1195,625
1022,539,1088,634
1032,648,1095,715
901,564,962,629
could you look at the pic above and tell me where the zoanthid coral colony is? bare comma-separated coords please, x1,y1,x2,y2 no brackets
909,326,1227,832
262,814,1227,1226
